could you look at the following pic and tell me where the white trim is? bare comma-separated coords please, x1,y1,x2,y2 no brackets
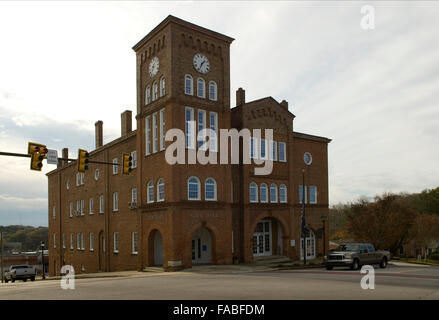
113,232,119,253
197,77,206,98
132,232,138,254
113,192,119,212
249,182,258,203
279,142,287,162
152,112,158,153
205,177,217,201
147,180,154,203
112,158,118,175
187,176,201,200
209,80,217,101
145,116,151,156
157,178,165,202
185,74,193,95
159,108,165,151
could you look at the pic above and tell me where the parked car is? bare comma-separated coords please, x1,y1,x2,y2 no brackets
4,265,37,283
325,243,390,270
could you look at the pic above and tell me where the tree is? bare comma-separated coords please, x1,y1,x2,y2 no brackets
409,214,439,257
346,194,417,255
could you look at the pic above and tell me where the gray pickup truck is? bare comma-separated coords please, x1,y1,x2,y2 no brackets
4,265,37,283
325,243,390,270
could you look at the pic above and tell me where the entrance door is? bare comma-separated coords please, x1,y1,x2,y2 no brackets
253,220,272,257
192,228,212,264
154,231,163,266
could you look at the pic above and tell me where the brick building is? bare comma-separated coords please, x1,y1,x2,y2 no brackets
47,15,331,275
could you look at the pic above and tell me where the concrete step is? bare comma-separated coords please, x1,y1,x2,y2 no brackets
143,267,165,273
254,255,291,264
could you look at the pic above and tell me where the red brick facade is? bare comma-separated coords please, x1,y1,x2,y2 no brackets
47,15,331,275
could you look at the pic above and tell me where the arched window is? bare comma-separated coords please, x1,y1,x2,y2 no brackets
205,178,217,201
152,81,158,101
197,78,205,98
270,183,278,203
301,230,316,260
279,184,287,203
160,77,165,97
250,182,258,203
188,176,201,200
260,183,268,203
185,74,193,95
157,178,165,202
147,180,154,203
209,80,217,101
145,86,151,105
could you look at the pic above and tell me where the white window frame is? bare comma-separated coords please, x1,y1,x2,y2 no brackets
53,233,56,248
76,200,80,214
94,168,99,181
309,186,318,204
147,180,154,203
113,232,119,253
270,141,277,161
99,195,104,213
185,74,193,95
112,158,118,175
197,77,205,98
69,202,73,217
159,108,165,151
145,116,151,156
260,183,268,203
209,111,218,152
89,197,94,215
270,183,278,203
76,173,80,186
260,139,267,160
131,150,137,168
185,107,195,149
279,184,287,203
113,192,119,212
132,232,138,254
160,77,165,97
62,233,66,249
197,109,207,150
250,182,258,203
157,178,165,202
77,233,81,250
187,176,201,200
90,233,94,251
205,178,217,201
145,86,151,105
80,199,85,215
152,81,158,101
81,232,85,250
132,188,138,204
152,112,158,153
70,233,74,250
209,80,217,101
250,137,258,159
80,172,85,185
279,142,286,162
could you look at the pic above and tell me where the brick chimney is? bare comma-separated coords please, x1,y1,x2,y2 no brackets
121,110,132,136
95,120,103,149
236,88,245,106
280,100,288,109
62,148,69,166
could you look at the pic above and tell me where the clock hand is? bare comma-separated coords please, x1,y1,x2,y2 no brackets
200,61,205,68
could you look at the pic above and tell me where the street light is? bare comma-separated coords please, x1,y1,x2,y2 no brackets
321,213,327,257
40,241,45,280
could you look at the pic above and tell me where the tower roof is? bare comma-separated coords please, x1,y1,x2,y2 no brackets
132,15,235,52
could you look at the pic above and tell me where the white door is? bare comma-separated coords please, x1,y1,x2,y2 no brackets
253,220,272,257
192,228,212,264
154,231,163,266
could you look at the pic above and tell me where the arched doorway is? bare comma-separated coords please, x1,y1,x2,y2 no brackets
148,229,163,266
300,230,316,260
252,217,285,257
192,227,212,264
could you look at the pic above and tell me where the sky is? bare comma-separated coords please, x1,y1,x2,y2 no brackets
0,1,438,227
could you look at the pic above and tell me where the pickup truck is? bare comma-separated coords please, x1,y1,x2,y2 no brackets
325,243,390,270
4,265,37,283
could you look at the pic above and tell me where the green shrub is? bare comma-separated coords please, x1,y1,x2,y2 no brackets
430,253,439,261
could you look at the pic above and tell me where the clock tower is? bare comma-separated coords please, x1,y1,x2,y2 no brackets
132,15,235,269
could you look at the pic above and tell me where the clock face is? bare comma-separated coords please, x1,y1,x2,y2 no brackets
193,53,210,74
149,56,159,78
304,152,313,165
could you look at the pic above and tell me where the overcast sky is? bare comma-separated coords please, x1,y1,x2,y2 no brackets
0,1,438,227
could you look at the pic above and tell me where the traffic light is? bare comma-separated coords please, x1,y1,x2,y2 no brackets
77,149,89,173
28,142,47,171
122,153,132,174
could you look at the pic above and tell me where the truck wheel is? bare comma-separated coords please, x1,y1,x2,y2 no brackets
380,257,388,269
23,278,27,282
350,259,360,270
325,266,333,270
31,277,35,281
11,279,15,283
4,279,8,283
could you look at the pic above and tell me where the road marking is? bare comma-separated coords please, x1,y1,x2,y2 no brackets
279,270,439,280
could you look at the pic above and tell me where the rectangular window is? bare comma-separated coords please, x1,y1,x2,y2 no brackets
260,139,267,159
299,185,308,204
62,233,66,249
152,112,158,153
90,233,94,251
77,233,81,250
89,198,94,215
160,108,165,151
52,205,56,219
99,195,104,213
70,234,73,250
113,232,119,253
80,199,85,215
309,186,317,204
69,202,73,217
81,232,85,250
146,116,151,156
131,151,137,168
185,107,195,149
80,172,84,185
279,142,286,162
76,200,80,214
198,109,206,149
132,232,138,254
250,137,258,159
76,173,80,186
113,192,119,211
209,112,218,152
132,188,138,204
112,158,118,175
270,141,277,161
53,233,56,248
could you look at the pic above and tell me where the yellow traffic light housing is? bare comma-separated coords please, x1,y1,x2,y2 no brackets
122,153,132,174
77,149,89,173
28,142,48,156
28,142,47,171
30,153,44,171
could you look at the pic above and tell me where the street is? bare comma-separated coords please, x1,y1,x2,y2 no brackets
0,262,438,300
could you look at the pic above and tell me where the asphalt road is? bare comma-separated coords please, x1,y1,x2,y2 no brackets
1,262,438,300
